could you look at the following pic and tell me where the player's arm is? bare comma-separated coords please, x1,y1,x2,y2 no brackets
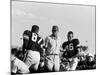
43,37,50,55
38,37,45,56
22,32,31,61
73,39,80,58
61,42,67,52
45,37,49,49
22,34,30,54
44,37,50,50
38,37,44,48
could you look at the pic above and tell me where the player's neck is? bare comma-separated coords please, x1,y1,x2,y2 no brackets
51,34,58,39
68,39,72,42
32,32,38,35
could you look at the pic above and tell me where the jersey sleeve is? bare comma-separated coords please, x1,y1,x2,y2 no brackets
62,42,67,49
37,36,45,56
23,30,32,40
38,36,44,48
73,39,79,46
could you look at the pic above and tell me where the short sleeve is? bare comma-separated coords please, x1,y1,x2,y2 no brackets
73,39,79,46
38,36,44,48
62,42,66,49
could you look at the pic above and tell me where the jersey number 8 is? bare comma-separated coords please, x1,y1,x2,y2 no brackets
32,33,37,42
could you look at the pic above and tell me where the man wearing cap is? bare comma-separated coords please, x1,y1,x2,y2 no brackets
45,25,61,72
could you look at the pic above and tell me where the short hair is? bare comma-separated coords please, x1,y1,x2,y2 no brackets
31,25,39,32
68,31,73,36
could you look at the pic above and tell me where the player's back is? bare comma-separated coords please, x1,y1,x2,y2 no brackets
28,32,43,52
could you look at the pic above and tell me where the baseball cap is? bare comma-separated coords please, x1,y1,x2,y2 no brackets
52,25,59,31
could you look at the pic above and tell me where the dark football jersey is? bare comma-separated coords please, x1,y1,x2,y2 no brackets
28,32,44,52
23,30,31,52
62,39,79,58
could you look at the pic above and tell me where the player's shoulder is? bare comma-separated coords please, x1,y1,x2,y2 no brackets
24,30,31,35
62,41,68,45
62,41,69,49
72,38,79,42
72,38,79,45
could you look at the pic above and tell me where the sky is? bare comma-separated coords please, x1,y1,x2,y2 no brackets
11,1,96,55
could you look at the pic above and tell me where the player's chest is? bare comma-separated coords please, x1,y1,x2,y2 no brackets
65,42,75,51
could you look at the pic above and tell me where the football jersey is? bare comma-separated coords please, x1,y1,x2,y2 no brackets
28,32,44,52
62,39,79,58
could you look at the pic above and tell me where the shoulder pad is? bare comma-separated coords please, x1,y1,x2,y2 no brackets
72,39,79,45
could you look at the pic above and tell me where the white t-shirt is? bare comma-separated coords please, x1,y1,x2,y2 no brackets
45,35,61,55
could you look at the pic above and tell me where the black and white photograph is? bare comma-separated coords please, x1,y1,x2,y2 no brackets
11,0,96,74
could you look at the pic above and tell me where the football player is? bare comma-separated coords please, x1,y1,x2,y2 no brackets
24,25,44,72
62,31,79,70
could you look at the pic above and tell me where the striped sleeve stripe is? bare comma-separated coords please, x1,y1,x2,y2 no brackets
23,35,29,40
38,38,43,44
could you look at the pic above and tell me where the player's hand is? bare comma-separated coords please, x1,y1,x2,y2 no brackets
65,52,67,55
60,49,66,52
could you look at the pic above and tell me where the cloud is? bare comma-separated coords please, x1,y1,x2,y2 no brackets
12,9,37,18
12,9,47,21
